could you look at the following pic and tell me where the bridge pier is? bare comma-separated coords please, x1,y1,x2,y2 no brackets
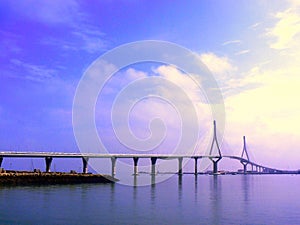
241,161,248,174
45,157,53,172
111,157,117,177
82,157,89,174
151,173,156,185
210,157,221,174
194,157,198,174
151,157,157,175
0,157,3,168
133,157,139,175
178,157,183,175
213,161,218,174
251,164,254,171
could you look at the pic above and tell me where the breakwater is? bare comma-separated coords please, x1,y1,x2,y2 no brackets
0,170,118,185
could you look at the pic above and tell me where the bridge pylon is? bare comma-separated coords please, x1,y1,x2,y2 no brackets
240,136,250,173
209,120,222,174
209,120,222,157
241,136,250,161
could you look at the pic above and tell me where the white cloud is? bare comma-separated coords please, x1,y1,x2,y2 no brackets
11,0,108,54
125,68,148,81
199,52,237,77
12,0,80,25
72,27,107,53
194,8,300,167
153,65,203,103
266,8,300,49
221,56,300,168
10,59,57,82
288,0,300,8
249,22,261,29
95,65,214,155
198,52,239,97
235,49,250,55
41,25,108,54
222,40,242,46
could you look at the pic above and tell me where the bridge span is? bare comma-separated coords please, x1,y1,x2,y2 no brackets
0,121,286,175
0,151,284,175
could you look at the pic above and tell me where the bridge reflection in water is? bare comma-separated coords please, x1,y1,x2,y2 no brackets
0,121,290,176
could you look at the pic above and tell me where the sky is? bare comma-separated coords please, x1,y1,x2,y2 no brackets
1,0,300,171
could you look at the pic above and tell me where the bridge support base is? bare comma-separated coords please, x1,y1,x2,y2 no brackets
178,157,183,175
111,157,117,177
45,157,53,173
210,157,221,174
194,157,198,174
0,157,3,168
82,157,89,174
133,157,139,175
241,161,248,174
151,157,157,175
213,161,218,174
151,173,156,186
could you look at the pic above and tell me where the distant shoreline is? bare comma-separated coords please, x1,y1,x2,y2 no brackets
0,170,118,185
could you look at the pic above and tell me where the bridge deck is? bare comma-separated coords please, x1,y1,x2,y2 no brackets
0,151,281,172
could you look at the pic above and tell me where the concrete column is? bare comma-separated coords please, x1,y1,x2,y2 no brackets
178,173,182,186
210,157,221,174
134,174,138,187
213,161,218,174
151,173,156,186
0,157,3,168
251,164,254,171
111,157,117,177
151,157,157,175
243,163,247,174
194,157,198,175
178,157,183,175
45,156,53,172
241,161,248,174
133,157,139,175
82,157,89,174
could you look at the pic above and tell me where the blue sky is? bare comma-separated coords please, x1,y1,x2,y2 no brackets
1,0,300,171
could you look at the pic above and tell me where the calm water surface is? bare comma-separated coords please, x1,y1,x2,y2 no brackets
0,175,299,225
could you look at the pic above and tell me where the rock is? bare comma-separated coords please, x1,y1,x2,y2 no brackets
33,169,41,173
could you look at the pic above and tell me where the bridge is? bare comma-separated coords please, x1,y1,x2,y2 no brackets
0,121,286,175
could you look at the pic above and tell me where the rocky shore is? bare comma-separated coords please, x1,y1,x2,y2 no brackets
0,169,118,185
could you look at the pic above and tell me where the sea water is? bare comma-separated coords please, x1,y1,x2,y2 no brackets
0,174,300,225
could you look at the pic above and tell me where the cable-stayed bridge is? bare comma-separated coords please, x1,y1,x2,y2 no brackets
0,121,293,175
